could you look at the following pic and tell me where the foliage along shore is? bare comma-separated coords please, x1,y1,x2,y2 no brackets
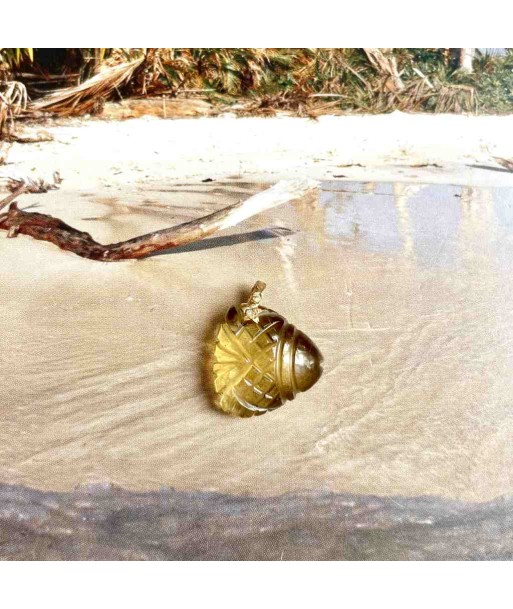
0,48,512,138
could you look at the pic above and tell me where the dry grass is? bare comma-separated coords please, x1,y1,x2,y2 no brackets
0,80,27,138
30,57,144,116
0,48,505,126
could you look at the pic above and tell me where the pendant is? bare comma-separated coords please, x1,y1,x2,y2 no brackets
211,281,323,417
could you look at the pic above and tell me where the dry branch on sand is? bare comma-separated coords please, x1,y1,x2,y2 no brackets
0,179,319,261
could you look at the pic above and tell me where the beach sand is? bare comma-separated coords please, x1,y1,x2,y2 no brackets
1,112,513,501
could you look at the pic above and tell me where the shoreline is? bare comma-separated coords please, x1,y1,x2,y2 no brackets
2,112,513,192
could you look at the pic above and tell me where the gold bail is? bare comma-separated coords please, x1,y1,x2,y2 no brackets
241,280,266,323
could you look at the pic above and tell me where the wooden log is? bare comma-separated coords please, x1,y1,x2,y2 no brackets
0,179,319,261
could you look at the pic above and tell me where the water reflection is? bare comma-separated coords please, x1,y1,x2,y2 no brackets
322,182,403,254
393,183,421,260
318,181,511,268
493,188,513,233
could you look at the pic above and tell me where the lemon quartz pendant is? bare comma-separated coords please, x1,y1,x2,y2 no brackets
212,282,323,417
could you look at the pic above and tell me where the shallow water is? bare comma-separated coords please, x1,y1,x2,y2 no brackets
1,180,513,501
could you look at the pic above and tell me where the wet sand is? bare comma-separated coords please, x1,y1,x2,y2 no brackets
1,179,513,501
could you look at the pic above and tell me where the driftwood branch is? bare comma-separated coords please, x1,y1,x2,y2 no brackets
0,179,319,261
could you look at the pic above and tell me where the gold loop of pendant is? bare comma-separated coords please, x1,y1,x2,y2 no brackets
240,280,266,323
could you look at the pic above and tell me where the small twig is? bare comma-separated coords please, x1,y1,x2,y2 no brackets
0,172,63,217
412,67,434,90
494,157,513,172
0,184,27,212
7,130,54,144
309,93,345,98
177,89,216,94
0,179,319,261
6,172,62,194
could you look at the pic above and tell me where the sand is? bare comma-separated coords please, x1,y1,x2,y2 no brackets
1,112,513,502
3,111,513,189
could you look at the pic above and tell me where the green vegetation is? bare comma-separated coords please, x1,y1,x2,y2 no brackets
0,48,33,69
470,52,513,113
1,48,512,118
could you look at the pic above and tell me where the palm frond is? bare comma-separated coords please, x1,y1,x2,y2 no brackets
0,81,27,137
30,57,144,116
